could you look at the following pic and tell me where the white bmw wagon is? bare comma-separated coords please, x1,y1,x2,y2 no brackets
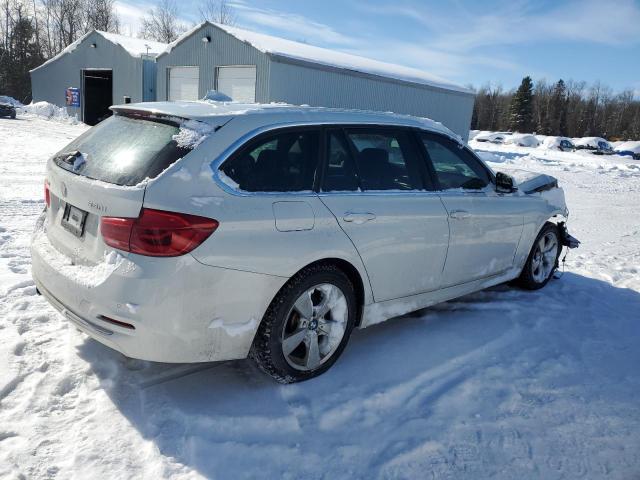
31,102,578,382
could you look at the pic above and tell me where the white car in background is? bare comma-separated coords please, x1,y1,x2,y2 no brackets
541,136,576,152
614,141,640,160
504,133,541,148
574,137,613,154
31,102,579,383
473,132,510,144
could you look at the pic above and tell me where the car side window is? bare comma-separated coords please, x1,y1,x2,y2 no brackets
343,129,423,191
322,131,359,191
221,129,320,192
420,134,491,190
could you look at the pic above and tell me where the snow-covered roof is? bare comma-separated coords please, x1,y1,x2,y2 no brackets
160,22,471,95
95,31,167,56
31,31,167,72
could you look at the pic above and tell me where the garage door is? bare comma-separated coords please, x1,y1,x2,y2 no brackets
168,66,199,101
217,66,256,103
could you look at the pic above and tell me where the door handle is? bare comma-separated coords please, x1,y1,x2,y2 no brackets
449,210,471,220
343,212,376,224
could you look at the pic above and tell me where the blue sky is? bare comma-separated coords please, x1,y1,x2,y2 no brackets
115,0,640,95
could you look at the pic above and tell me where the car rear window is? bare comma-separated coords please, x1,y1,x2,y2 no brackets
52,115,191,186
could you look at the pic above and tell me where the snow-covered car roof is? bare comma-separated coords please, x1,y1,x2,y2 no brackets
613,141,640,154
541,136,574,148
160,22,471,95
573,137,611,148
473,132,508,141
504,133,540,147
112,100,458,139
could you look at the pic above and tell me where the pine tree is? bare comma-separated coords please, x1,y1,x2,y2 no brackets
548,79,568,136
508,76,534,132
4,17,44,103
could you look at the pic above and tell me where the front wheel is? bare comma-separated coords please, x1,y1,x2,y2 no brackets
517,223,560,290
250,264,357,383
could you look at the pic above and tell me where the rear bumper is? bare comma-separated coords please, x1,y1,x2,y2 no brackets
31,219,287,363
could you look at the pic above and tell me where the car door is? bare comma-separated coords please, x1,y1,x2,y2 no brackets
418,132,524,288
318,127,449,302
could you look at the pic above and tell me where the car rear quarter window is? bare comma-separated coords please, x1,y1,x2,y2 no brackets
420,134,491,190
221,129,320,192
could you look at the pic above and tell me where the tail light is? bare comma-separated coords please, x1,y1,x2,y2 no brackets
44,180,50,208
101,208,218,257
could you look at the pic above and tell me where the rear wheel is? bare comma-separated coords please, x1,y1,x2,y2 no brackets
250,264,357,383
517,223,560,290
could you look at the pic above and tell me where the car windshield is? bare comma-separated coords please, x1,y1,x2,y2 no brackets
52,115,190,186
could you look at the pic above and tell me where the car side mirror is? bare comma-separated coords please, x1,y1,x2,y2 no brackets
495,172,517,193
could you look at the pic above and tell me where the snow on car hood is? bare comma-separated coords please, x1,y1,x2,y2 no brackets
506,169,558,193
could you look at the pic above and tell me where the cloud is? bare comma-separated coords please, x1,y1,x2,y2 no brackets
114,1,149,36
347,41,522,81
114,0,195,37
230,2,358,46
222,1,522,83
367,0,640,52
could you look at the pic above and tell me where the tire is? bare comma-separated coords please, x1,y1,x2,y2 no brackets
517,222,561,290
250,264,357,383
10,112,16,119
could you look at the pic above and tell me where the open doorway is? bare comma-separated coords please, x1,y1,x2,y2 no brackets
82,69,113,126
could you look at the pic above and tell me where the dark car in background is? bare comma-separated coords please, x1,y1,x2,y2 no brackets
0,102,16,119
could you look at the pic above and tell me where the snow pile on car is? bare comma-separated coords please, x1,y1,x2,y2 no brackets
540,136,573,150
172,119,215,149
504,133,540,147
573,137,611,149
18,101,79,124
614,141,640,155
0,95,22,106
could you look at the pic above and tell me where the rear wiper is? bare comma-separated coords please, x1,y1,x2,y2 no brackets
55,150,82,165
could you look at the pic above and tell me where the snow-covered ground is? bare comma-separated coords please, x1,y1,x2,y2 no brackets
1,116,639,479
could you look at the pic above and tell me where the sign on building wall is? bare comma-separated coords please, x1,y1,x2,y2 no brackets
66,87,80,107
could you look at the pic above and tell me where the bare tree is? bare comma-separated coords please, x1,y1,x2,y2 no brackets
84,0,119,33
139,0,185,43
198,0,235,25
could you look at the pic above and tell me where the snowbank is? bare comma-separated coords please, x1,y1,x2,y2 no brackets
18,101,79,124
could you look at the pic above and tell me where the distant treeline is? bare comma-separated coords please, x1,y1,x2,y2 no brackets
471,77,640,140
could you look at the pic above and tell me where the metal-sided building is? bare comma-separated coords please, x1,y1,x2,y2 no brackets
30,31,166,125
156,22,474,140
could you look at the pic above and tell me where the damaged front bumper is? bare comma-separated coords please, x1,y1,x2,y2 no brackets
558,222,580,249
